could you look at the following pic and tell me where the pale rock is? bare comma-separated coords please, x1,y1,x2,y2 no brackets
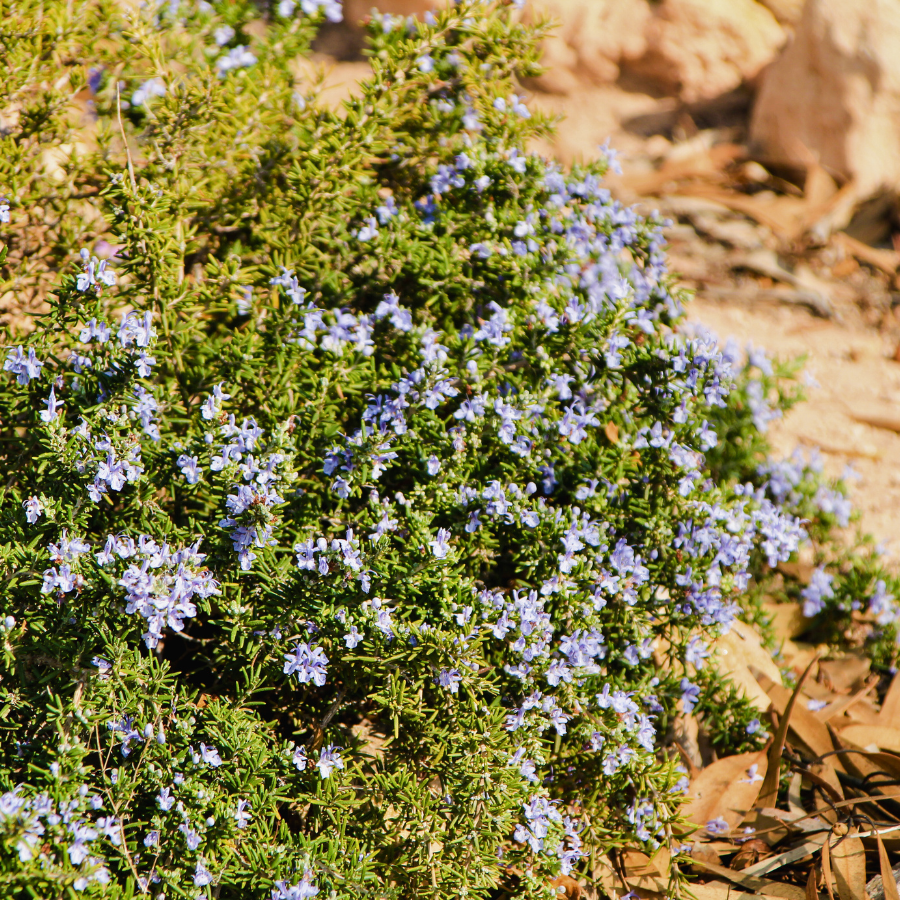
757,0,805,26
520,0,651,94
627,0,786,103
750,0,900,197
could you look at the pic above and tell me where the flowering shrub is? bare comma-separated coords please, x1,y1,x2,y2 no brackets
1,0,898,897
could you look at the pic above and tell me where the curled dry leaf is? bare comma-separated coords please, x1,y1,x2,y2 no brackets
830,828,866,900
683,749,769,834
732,839,774,871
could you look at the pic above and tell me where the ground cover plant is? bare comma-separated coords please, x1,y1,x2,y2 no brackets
1,0,899,897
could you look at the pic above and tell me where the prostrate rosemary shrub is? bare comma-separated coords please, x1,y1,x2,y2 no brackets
1,0,898,896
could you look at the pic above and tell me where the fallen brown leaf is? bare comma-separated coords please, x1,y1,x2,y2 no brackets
818,657,871,694
743,833,830,877
763,602,808,642
837,725,900,754
732,839,774,871
876,830,900,900
690,882,779,900
691,858,805,900
816,678,879,723
830,828,866,900
878,673,900,726
683,749,769,833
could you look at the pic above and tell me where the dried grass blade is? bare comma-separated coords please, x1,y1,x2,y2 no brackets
759,656,819,810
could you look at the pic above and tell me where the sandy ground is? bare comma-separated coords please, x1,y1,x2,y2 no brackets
687,296,900,557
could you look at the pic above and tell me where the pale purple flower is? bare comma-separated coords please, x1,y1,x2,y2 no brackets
37,386,61,423
193,861,214,887
801,567,834,618
216,45,257,76
437,668,461,693
343,626,363,649
177,454,201,484
4,346,44,385
23,496,43,524
292,745,308,771
76,248,116,292
199,742,222,767
131,77,166,107
680,678,700,714
429,527,451,559
740,764,764,784
283,642,329,686
271,869,320,900
316,745,344,779
234,799,252,829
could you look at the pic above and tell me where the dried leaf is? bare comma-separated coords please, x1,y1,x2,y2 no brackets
593,853,626,900
683,750,769,833
837,725,900,754
691,858,806,900
732,840,774,872
743,833,830,877
806,867,818,900
878,673,900,727
876,831,900,900
818,658,872,694
763,602,808,642
827,731,900,803
817,679,878,723
604,422,619,444
830,830,866,900
689,882,772,900
833,232,900,276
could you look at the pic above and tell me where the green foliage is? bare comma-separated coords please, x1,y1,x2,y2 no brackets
0,1,897,898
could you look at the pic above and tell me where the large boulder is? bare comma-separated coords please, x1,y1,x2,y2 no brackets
520,0,651,94
750,0,900,197
627,0,786,102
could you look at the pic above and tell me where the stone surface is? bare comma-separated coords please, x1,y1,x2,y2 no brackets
627,0,785,103
520,0,651,94
750,0,900,197
757,0,805,25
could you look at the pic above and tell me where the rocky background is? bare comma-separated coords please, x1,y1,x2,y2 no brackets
305,0,900,558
